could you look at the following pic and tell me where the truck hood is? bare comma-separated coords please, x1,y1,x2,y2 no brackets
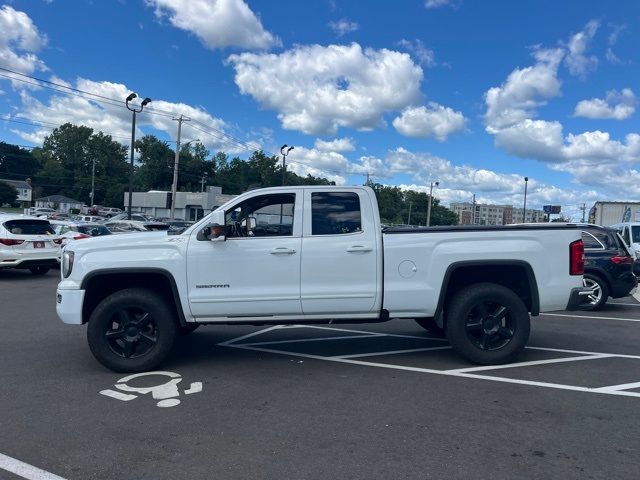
66,231,183,254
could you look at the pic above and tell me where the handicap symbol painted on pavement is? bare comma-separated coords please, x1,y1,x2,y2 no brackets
99,371,203,407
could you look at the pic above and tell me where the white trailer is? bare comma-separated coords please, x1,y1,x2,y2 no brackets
589,201,640,226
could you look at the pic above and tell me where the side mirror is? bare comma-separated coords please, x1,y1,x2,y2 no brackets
196,223,227,242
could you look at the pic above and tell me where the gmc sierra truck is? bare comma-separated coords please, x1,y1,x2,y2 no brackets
56,186,590,372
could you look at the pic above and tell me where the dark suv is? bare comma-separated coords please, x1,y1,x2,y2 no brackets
581,225,637,310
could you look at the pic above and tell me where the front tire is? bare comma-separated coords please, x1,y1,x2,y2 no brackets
87,288,177,372
581,274,608,311
445,283,530,365
29,266,50,275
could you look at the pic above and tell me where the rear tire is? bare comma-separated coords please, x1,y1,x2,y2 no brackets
445,283,530,365
87,288,177,372
581,274,608,311
29,266,50,275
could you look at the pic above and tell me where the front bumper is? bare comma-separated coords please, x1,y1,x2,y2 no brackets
565,287,595,310
0,257,59,269
56,288,85,324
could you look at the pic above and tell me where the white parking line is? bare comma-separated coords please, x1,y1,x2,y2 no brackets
449,354,612,373
594,381,640,393
540,312,640,323
220,325,640,399
241,334,383,347
0,452,68,480
334,346,452,359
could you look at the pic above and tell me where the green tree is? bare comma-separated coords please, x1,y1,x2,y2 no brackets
37,123,129,206
0,181,18,205
369,183,457,226
0,142,41,179
134,135,175,191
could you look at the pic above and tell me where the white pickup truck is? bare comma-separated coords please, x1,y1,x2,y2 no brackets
56,186,590,372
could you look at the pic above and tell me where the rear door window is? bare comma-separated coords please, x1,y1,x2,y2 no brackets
311,192,362,235
3,220,55,235
581,231,604,250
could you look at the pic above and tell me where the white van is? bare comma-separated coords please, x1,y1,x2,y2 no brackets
610,222,640,272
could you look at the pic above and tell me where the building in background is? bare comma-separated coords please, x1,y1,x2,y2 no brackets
124,186,235,221
35,194,84,213
589,201,640,226
0,178,32,206
449,202,545,225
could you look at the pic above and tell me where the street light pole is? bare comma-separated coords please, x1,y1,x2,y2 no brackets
280,144,294,186
125,93,151,219
90,157,95,206
523,176,529,223
426,181,439,227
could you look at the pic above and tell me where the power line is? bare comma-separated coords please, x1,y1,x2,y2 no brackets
0,66,265,158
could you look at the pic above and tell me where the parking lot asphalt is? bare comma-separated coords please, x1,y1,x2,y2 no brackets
1,270,639,480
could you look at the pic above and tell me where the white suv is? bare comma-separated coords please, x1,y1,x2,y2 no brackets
0,214,62,274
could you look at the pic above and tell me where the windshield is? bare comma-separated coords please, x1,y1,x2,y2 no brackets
3,219,55,235
76,225,112,236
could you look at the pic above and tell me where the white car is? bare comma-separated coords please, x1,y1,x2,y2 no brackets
28,207,56,218
98,207,122,218
0,214,62,274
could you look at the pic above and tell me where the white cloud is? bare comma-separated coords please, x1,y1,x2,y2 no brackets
484,47,563,132
393,103,466,141
0,5,48,82
145,0,279,50
227,43,423,135
396,39,436,67
314,137,355,152
328,18,358,37
10,77,250,153
425,0,454,8
484,25,640,179
574,89,636,120
564,20,599,78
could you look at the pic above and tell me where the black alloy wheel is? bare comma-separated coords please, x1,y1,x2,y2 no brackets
464,301,514,351
104,308,158,359
445,283,530,365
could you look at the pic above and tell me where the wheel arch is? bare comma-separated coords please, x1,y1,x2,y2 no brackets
434,260,540,323
80,268,186,326
583,268,612,293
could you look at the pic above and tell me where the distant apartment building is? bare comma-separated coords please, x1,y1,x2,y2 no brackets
449,202,545,225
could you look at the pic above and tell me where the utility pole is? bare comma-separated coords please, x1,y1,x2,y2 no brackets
170,114,190,220
580,203,586,223
426,181,440,227
201,173,207,192
407,201,413,225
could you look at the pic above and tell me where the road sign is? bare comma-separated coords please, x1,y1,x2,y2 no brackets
543,205,561,214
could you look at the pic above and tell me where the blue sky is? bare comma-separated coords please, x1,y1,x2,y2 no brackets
0,0,639,218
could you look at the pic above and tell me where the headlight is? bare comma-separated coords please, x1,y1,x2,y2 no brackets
62,250,74,278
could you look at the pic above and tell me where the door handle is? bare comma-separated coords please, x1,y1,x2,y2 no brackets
346,245,373,253
270,247,297,255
